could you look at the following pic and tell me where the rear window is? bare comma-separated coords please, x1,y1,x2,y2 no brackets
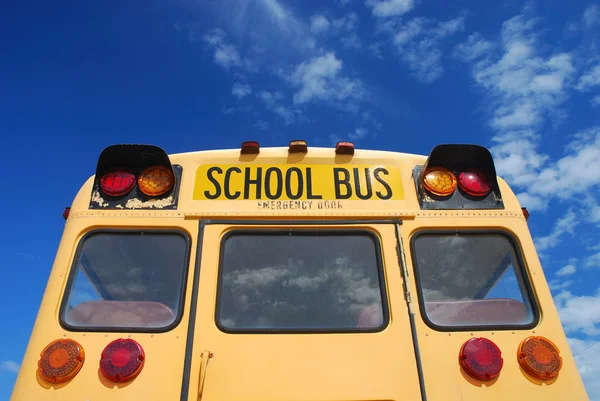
411,231,538,330
61,231,190,331
217,230,388,332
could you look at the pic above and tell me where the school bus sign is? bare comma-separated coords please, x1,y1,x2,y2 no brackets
193,164,404,201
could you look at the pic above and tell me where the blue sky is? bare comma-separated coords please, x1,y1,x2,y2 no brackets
1,0,600,399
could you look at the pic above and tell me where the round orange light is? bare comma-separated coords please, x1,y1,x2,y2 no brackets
422,167,457,197
138,165,174,196
518,336,562,380
38,339,84,384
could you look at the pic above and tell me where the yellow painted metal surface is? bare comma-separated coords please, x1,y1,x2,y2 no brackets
10,145,590,401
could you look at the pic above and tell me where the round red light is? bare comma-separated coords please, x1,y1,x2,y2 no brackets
100,170,136,197
459,337,503,381
458,170,492,197
100,339,145,383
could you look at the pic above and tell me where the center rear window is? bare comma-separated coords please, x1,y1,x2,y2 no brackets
60,231,190,332
216,230,388,332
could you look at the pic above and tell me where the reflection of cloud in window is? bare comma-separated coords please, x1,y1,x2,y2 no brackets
219,235,382,329
415,235,514,300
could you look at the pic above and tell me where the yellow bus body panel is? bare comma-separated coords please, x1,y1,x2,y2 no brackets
10,146,590,401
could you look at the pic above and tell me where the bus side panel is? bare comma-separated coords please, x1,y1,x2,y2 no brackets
401,216,589,401
10,217,197,401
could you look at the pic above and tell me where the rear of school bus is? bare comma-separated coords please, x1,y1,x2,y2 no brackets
10,141,589,401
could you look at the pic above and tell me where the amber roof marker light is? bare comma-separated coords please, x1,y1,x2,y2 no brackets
518,336,562,380
38,339,85,384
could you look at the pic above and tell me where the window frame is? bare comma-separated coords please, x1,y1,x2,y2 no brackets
409,229,540,332
59,228,192,333
215,228,390,334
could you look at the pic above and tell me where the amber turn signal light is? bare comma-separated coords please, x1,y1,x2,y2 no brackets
518,336,562,380
38,339,84,384
138,165,174,196
422,167,457,197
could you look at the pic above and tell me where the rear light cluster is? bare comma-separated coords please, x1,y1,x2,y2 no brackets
423,167,491,198
37,338,145,385
100,166,174,198
459,335,562,382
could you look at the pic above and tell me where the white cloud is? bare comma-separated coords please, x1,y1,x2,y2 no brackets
568,337,600,401
556,264,577,276
254,120,269,131
310,15,330,35
290,52,365,108
257,90,298,125
454,33,494,62
528,128,600,197
349,128,369,140
592,95,600,107
576,64,600,91
390,16,466,83
555,289,600,336
515,191,548,211
332,13,362,49
0,360,19,373
456,9,600,213
232,83,252,98
549,279,574,291
534,210,578,252
583,4,600,28
585,251,600,268
366,0,414,17
203,29,241,70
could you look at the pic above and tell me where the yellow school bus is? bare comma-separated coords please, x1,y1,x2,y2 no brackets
10,141,589,401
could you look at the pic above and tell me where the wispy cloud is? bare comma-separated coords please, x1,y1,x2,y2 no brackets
556,264,577,276
535,210,578,252
1,360,20,374
386,15,466,83
310,15,330,35
576,64,600,91
257,90,298,125
349,127,369,140
568,337,600,398
232,83,252,99
289,52,365,110
583,3,600,28
203,29,242,70
332,13,362,49
554,289,600,335
453,7,600,214
366,0,414,18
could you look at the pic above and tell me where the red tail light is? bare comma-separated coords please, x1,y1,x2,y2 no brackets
100,169,136,197
458,170,491,197
335,141,355,155
241,141,260,155
459,337,503,381
100,339,145,383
